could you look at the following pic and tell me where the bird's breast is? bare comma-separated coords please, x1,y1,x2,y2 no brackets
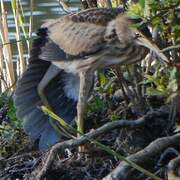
52,57,98,74
52,44,147,74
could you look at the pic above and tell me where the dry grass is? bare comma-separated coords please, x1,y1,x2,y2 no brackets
0,0,33,92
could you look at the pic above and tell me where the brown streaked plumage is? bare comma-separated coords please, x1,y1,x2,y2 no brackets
41,8,122,57
13,8,169,150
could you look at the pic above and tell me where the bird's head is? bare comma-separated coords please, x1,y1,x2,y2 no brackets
114,15,169,64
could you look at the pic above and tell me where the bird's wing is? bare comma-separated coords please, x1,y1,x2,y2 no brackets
14,30,78,150
39,8,123,61
48,18,106,56
63,8,122,25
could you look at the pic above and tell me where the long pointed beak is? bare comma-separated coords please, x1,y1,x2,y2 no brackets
136,36,169,64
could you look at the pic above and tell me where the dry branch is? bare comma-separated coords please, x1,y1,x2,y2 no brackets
36,110,169,179
161,44,180,53
104,133,180,180
0,1,15,89
12,0,26,74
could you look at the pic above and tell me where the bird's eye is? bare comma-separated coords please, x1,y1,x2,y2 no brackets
135,33,140,38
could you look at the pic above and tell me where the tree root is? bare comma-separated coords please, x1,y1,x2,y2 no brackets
104,133,180,180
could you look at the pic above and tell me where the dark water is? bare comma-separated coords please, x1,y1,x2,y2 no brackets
4,0,80,58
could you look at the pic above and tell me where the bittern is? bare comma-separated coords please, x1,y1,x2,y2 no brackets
13,8,168,150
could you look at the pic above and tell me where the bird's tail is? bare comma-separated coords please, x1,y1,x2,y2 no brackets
13,29,78,150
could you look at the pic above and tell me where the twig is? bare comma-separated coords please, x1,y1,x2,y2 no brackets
167,100,177,133
0,152,40,163
28,0,34,57
11,0,26,74
0,36,36,48
0,2,15,89
161,44,180,53
37,110,168,179
104,133,180,180
57,0,72,13
113,65,129,105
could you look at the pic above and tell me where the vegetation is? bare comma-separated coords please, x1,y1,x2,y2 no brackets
0,92,27,158
0,0,179,179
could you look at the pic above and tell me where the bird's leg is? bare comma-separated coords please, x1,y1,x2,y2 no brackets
37,64,60,109
77,70,94,153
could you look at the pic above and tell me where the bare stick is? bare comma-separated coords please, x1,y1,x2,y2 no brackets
37,110,168,179
161,44,180,53
0,1,15,89
12,0,26,74
104,133,180,180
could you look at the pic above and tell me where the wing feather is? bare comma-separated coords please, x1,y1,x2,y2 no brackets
40,8,124,59
48,19,106,56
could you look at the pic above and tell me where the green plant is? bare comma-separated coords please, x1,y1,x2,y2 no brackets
143,67,179,102
0,92,23,157
126,0,179,104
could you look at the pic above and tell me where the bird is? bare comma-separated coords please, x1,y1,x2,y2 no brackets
13,8,169,150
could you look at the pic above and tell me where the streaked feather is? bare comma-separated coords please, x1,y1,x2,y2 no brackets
40,8,124,59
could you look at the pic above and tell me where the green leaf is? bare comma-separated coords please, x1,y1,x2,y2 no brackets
41,106,72,130
127,4,143,17
139,0,145,9
144,75,155,82
151,16,161,27
99,71,108,87
89,96,106,113
147,87,164,96
156,85,166,92
110,114,120,121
